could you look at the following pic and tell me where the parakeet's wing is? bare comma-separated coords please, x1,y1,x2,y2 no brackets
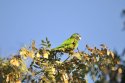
61,38,74,46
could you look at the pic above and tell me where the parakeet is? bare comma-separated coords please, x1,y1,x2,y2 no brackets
52,33,81,53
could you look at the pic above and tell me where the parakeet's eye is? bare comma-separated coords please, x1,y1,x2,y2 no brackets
76,33,81,40
77,35,81,40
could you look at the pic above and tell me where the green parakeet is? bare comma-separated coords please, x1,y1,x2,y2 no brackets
52,33,81,53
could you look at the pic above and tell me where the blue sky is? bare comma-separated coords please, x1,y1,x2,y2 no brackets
0,0,125,57
0,0,125,56
0,0,125,83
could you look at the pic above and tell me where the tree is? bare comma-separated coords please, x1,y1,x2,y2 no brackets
0,38,124,83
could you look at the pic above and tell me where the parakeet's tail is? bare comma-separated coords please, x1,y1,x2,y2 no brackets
51,47,65,52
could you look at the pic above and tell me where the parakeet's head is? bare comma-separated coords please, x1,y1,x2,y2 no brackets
70,33,81,40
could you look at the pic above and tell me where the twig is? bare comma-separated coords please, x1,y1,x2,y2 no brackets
63,56,70,62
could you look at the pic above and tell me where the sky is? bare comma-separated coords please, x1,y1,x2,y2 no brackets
1,0,125,56
0,0,125,83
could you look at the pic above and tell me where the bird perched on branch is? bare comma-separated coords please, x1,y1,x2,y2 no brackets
52,33,81,54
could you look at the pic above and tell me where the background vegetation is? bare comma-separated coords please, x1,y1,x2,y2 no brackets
0,38,125,83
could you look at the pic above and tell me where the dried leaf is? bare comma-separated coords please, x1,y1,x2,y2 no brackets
83,54,90,61
56,61,62,64
111,67,117,71
15,80,21,83
43,51,50,59
62,72,69,83
41,76,50,83
118,68,122,74
72,52,82,60
110,51,115,59
41,62,48,66
107,50,110,55
86,45,93,52
10,58,19,67
28,50,34,58
31,40,37,51
20,48,28,59
6,74,9,82
36,52,41,57
19,59,28,73
20,47,34,59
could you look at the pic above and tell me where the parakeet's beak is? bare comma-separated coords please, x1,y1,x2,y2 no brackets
79,37,81,40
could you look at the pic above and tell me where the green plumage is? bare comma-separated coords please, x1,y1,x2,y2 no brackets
52,33,81,53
